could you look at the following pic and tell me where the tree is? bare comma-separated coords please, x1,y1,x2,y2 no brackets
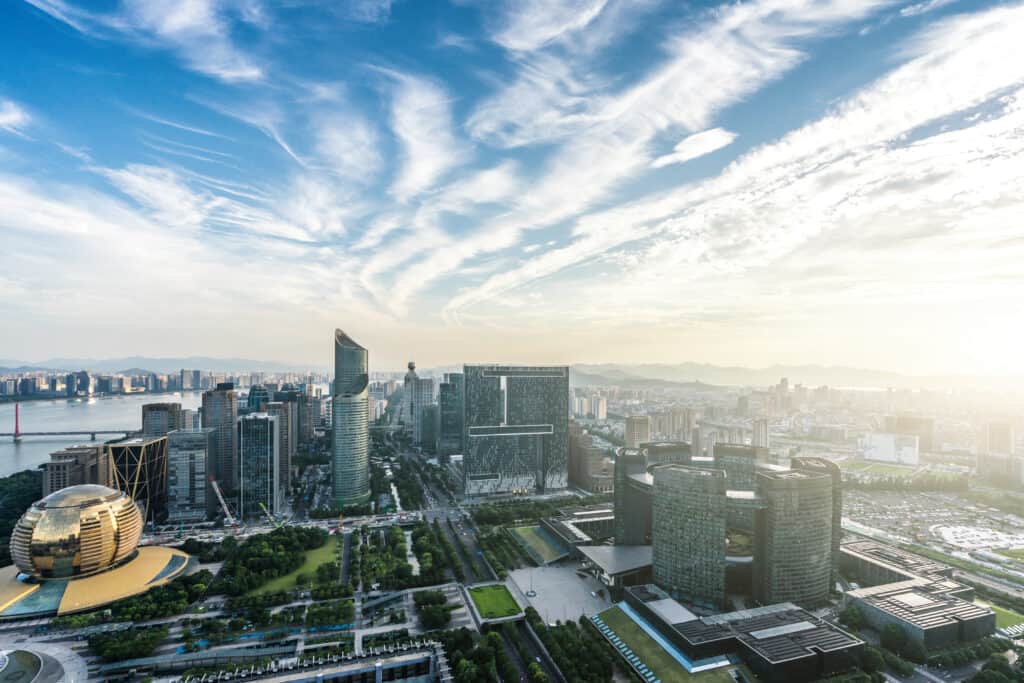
902,637,927,664
981,654,1014,679
880,624,907,653
969,671,1011,683
839,604,864,630
528,662,549,683
861,646,885,673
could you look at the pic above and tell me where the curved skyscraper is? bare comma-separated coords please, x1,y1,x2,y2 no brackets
332,329,371,506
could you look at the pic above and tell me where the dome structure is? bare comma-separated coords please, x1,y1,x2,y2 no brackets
9,484,143,580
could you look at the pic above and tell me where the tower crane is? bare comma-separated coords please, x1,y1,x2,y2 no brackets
209,477,239,532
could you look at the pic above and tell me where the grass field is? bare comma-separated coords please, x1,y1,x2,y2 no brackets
597,606,737,683
977,600,1024,629
250,534,339,595
509,526,568,564
996,548,1024,562
864,463,917,477
468,584,521,619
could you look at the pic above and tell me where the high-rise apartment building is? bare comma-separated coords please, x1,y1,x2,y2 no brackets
403,362,436,446
625,415,652,449
438,372,465,456
463,365,569,496
202,382,238,492
592,396,608,420
652,465,728,610
41,444,108,496
108,436,169,523
986,421,1016,455
142,402,183,437
296,394,321,444
568,421,613,493
752,418,769,448
167,428,213,521
237,413,280,519
332,329,371,506
264,401,295,498
754,470,834,608
247,385,270,412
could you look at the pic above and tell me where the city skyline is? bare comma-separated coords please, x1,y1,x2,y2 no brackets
2,1,1023,375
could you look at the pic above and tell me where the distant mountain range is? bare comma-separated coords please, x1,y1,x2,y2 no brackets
0,357,322,375
0,357,1013,392
570,363,1016,391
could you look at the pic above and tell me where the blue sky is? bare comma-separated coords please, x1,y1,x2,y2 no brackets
1,0,1023,373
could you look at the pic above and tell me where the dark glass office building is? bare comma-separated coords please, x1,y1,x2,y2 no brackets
202,382,238,492
463,365,569,496
438,372,465,457
652,465,728,610
754,470,834,608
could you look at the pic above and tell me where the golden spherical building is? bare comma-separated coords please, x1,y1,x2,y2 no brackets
9,484,143,580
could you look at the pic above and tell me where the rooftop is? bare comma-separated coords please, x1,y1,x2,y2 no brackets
847,580,993,631
578,544,653,576
674,602,864,664
38,484,120,508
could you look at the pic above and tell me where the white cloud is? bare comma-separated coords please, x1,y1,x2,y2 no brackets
490,0,610,51
315,114,383,180
343,0,394,23
23,0,263,82
0,100,30,135
900,0,957,17
444,2,1024,328
652,128,737,168
384,70,470,202
394,0,899,316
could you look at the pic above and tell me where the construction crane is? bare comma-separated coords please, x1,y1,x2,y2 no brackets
258,502,285,529
209,477,238,532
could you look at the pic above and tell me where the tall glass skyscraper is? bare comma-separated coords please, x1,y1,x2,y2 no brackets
332,329,371,506
438,372,465,456
237,413,280,519
202,382,238,493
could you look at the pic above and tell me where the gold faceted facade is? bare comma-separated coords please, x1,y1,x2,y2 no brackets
9,484,143,580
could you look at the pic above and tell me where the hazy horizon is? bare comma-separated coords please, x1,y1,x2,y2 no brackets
3,1,1023,376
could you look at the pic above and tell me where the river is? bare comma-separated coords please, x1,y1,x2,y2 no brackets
0,392,204,478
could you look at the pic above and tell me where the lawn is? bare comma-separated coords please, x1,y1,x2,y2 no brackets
977,600,1024,629
995,548,1024,562
468,584,521,619
597,606,737,683
509,526,568,564
249,533,339,595
864,463,918,477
